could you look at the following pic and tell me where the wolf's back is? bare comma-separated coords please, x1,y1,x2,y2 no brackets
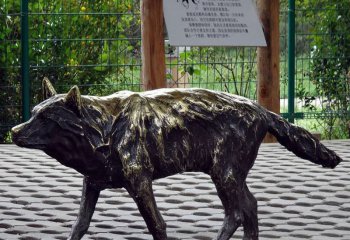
267,112,342,168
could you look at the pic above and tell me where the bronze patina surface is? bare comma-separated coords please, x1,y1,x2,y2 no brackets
12,78,342,240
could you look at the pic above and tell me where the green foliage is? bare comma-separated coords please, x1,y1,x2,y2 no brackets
0,0,141,142
0,0,21,143
308,1,350,139
178,47,257,97
27,0,141,96
1,0,349,143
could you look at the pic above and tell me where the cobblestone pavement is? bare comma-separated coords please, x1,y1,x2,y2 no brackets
0,141,349,240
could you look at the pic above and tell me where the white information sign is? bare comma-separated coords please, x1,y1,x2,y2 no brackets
163,0,267,46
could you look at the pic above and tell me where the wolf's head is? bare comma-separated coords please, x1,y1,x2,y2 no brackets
11,78,105,175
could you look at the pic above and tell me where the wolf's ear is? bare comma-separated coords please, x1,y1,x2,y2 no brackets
42,77,57,100
65,85,82,116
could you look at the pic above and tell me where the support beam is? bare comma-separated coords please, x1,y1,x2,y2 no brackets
21,0,30,121
141,0,166,90
256,0,280,143
288,0,296,123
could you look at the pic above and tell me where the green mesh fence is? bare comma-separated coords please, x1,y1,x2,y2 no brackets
165,46,258,97
0,0,22,142
291,2,350,139
1,0,349,143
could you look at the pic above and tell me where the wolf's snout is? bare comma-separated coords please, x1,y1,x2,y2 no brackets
11,123,26,144
12,123,24,135
12,124,21,135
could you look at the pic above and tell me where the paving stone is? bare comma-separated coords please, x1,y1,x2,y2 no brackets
0,141,349,239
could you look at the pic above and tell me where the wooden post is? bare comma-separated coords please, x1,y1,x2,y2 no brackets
256,0,280,143
141,0,167,90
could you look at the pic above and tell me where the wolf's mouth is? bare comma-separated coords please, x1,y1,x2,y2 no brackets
11,126,24,145
11,133,23,146
12,136,45,150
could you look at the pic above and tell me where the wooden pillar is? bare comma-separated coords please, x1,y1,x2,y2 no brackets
141,0,167,90
256,0,280,143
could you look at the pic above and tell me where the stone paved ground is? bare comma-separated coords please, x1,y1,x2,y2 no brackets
0,141,349,240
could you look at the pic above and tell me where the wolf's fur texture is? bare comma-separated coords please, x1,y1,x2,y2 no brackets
12,78,342,240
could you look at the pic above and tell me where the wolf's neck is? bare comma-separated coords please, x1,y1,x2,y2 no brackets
81,104,115,150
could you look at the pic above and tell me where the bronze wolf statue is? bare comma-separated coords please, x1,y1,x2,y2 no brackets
12,78,342,240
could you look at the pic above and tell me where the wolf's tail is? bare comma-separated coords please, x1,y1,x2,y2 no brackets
267,111,342,168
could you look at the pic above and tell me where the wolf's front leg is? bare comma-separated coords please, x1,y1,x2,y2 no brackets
68,177,100,240
126,175,167,240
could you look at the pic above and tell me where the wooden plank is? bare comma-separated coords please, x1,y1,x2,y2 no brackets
141,0,166,90
256,0,280,143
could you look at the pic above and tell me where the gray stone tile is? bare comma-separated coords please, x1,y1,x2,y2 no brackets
0,141,349,239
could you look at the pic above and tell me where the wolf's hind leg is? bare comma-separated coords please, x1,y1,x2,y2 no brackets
211,170,243,240
68,177,100,240
241,183,258,240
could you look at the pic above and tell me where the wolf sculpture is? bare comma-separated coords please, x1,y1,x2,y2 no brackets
12,78,342,240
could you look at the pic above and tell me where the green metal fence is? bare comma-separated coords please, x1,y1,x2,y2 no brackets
289,1,350,139
1,0,349,143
